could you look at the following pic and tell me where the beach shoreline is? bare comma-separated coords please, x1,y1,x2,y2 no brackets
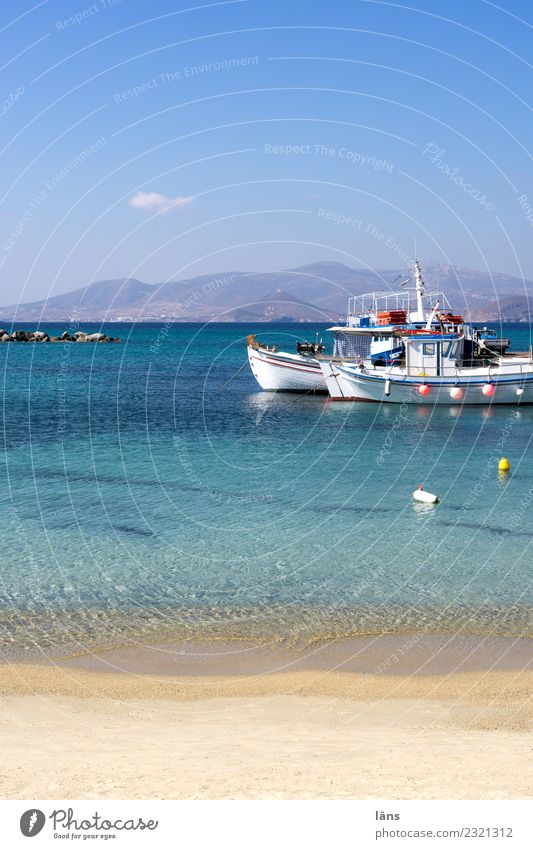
1,667,531,800
1,633,531,800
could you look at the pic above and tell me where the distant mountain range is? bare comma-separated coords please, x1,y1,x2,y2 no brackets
1,261,532,322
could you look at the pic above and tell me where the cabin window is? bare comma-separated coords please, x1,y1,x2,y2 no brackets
422,343,435,355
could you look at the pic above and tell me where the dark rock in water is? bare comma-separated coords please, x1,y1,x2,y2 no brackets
0,333,10,342
32,331,49,342
11,330,33,341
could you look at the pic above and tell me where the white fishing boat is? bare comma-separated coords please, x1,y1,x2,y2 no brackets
246,335,326,392
320,336,533,405
319,263,533,405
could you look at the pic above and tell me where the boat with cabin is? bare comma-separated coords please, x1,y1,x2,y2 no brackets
319,263,533,405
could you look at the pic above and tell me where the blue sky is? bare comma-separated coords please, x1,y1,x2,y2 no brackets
1,0,532,302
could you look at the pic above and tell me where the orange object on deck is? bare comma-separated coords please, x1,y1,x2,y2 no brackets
376,309,407,326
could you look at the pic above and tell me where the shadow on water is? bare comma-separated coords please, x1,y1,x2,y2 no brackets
113,525,155,538
308,503,397,515
437,519,533,539
24,468,272,503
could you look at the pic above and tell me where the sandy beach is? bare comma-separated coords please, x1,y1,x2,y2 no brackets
1,635,531,800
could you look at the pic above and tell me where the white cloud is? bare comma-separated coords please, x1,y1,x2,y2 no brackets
128,191,194,214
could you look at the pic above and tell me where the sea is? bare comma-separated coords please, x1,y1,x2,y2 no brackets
1,321,532,658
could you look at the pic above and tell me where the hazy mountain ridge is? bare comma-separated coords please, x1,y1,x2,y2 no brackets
2,261,532,322
469,295,533,322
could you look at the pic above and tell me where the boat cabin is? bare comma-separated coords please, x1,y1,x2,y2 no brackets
402,333,463,376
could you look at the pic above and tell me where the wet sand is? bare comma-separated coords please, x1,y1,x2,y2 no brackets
1,634,531,800
48,632,533,677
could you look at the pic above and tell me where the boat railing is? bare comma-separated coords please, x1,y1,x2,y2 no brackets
347,290,453,320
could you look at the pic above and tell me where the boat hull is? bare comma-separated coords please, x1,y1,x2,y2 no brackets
319,361,533,405
247,345,326,392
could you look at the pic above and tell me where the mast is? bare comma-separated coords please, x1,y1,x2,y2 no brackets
410,259,426,322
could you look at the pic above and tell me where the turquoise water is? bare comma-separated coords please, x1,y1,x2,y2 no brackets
1,322,532,656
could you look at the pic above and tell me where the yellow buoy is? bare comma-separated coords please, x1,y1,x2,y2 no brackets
498,457,510,472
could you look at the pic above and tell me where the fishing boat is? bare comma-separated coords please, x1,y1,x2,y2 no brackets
319,263,533,405
320,333,533,405
246,335,327,393
246,334,326,392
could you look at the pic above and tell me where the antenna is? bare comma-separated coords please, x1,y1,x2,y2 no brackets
387,272,411,292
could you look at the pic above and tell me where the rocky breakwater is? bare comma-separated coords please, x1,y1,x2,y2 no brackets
0,330,120,343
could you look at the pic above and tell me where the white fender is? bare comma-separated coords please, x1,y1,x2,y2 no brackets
413,488,439,504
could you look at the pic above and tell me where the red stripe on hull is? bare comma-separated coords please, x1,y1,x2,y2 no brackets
250,354,322,375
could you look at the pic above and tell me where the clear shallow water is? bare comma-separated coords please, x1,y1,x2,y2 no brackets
0,321,532,656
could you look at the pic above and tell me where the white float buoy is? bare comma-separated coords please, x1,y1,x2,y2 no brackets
413,484,439,504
